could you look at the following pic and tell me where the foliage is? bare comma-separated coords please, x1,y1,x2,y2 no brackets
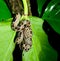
0,0,11,21
37,0,60,34
22,16,57,61
0,0,59,61
0,19,16,61
0,17,57,61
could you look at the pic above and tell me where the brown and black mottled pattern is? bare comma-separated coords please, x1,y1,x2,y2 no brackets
5,0,32,16
12,20,32,51
5,0,24,15
5,0,32,51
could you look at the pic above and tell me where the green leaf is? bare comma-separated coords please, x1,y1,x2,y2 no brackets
0,0,11,21
37,0,60,34
37,0,47,16
0,17,58,61
22,16,58,61
0,20,16,61
42,0,60,34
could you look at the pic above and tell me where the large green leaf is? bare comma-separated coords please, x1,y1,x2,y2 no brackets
0,17,58,61
0,0,11,21
0,19,16,61
42,0,60,34
22,16,58,61
37,0,60,34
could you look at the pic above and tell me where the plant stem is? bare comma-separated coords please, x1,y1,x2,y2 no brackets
20,0,29,20
22,0,28,16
